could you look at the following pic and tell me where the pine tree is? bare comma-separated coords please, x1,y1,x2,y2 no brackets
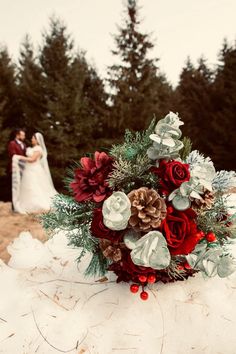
38,17,108,186
0,46,21,129
38,17,85,187
212,40,236,170
0,87,10,176
175,57,214,156
0,46,22,194
108,0,172,134
18,35,45,134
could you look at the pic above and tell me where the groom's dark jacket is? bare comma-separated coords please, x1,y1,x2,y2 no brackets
8,139,26,173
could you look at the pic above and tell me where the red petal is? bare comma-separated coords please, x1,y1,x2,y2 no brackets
75,191,92,202
95,151,111,169
80,157,95,171
93,193,106,203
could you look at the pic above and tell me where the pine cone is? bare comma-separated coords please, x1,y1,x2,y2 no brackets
192,190,215,210
128,187,167,232
99,239,123,262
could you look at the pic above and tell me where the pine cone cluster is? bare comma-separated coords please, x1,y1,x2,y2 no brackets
99,239,123,262
192,190,215,210
128,187,167,232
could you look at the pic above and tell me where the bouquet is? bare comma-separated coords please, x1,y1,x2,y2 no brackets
43,112,236,300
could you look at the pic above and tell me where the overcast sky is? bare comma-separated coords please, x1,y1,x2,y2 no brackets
0,0,235,86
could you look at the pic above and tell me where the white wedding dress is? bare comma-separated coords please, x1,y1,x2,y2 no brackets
0,194,236,354
13,145,57,213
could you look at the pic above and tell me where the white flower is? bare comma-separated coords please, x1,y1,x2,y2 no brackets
102,192,131,231
191,162,216,191
130,231,171,270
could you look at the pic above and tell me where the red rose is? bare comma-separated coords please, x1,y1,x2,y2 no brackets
152,160,190,195
91,208,123,241
160,207,199,255
70,151,113,203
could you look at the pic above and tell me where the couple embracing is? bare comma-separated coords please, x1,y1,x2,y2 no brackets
8,129,57,214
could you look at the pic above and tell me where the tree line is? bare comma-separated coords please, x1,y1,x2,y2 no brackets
0,0,235,201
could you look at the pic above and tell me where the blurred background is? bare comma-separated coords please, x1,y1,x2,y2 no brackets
0,0,236,201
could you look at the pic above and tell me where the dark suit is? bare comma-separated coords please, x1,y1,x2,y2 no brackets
7,139,26,204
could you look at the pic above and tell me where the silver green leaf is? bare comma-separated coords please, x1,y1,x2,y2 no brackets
124,229,141,250
172,195,191,211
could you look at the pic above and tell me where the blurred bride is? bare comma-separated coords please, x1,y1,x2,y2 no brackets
12,132,57,213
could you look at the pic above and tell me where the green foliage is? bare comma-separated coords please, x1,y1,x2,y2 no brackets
108,156,157,193
108,119,158,192
109,118,156,161
211,40,236,170
41,194,93,233
85,251,110,278
212,170,236,192
167,259,187,280
180,137,192,160
0,48,21,181
1,11,236,203
107,0,172,133
41,194,109,277
197,194,236,241
18,35,45,133
175,57,214,158
0,47,22,130
67,224,98,264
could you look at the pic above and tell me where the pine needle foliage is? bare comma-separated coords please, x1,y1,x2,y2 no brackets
197,194,236,241
67,225,98,263
109,118,156,161
41,194,109,276
180,137,192,160
108,155,157,193
212,170,236,192
41,194,93,233
85,251,110,278
108,118,158,192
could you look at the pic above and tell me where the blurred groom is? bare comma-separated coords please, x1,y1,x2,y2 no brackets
7,128,26,208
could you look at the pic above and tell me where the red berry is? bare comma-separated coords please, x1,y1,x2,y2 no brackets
138,275,147,283
206,232,216,242
147,274,156,283
177,265,184,270
196,231,205,240
130,284,139,293
184,262,191,269
167,206,174,213
140,291,149,300
199,230,205,238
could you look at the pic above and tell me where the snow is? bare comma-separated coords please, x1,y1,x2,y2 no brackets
0,195,236,354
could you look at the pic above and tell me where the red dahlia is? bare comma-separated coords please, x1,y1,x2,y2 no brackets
70,151,113,203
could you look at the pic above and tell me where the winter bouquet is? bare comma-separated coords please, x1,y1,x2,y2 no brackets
43,112,236,300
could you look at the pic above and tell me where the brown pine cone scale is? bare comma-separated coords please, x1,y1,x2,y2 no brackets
128,187,167,232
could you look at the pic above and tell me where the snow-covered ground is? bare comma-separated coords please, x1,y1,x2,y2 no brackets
0,194,236,354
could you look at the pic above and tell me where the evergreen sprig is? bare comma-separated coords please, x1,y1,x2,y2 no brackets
186,150,212,166
67,224,99,262
41,195,109,276
180,137,192,160
197,194,236,240
41,195,93,234
212,170,236,192
109,118,156,161
107,155,158,192
85,251,110,278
